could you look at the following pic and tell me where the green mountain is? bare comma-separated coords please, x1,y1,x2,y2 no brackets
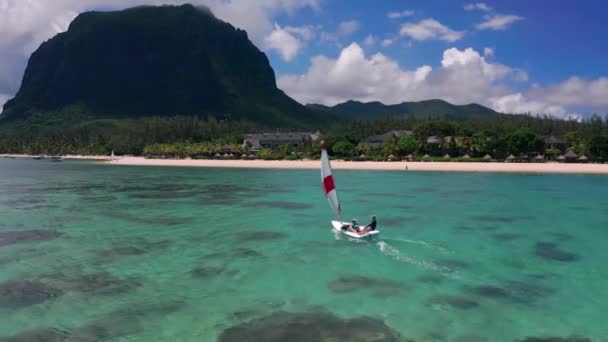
1,4,327,127
308,99,499,120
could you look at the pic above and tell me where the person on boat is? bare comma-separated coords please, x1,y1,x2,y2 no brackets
342,219,360,233
362,215,377,232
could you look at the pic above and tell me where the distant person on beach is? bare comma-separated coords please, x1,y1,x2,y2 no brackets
363,215,377,233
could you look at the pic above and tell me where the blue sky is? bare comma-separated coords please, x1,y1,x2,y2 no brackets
1,0,607,117
275,0,607,82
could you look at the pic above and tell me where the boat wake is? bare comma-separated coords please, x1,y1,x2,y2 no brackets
377,241,452,274
382,238,451,254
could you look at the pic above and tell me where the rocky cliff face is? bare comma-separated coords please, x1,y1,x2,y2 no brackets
3,4,325,126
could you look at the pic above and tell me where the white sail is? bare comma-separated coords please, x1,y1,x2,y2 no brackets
111,150,115,159
321,149,342,221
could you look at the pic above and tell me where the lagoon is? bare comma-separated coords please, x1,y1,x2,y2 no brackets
0,158,607,341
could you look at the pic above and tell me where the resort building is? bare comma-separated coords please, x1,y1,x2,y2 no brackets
242,131,320,151
363,130,414,148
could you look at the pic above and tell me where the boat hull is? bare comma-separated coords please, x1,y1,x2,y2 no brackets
331,220,380,239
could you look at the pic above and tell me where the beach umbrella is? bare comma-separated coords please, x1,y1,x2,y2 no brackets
214,153,221,158
443,154,450,158
483,154,492,159
578,155,588,161
423,154,430,158
556,155,565,161
534,154,544,160
388,154,395,160
506,154,516,161
406,154,413,159
359,154,366,158
462,154,470,159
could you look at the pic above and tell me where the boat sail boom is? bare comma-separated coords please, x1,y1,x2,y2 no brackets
321,148,342,222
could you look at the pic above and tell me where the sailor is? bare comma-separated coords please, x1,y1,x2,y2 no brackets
342,218,360,233
363,215,377,232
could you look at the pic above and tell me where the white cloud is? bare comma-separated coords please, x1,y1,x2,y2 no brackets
489,93,568,117
278,44,523,107
284,25,316,41
0,0,320,108
483,47,494,57
321,19,360,44
277,44,598,118
387,10,414,19
464,3,492,11
363,34,375,46
477,14,523,30
381,38,394,47
528,77,608,109
400,19,465,42
337,20,360,36
264,24,302,61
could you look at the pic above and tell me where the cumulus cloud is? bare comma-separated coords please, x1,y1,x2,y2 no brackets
0,0,320,108
264,24,302,61
400,19,465,42
464,3,492,11
277,43,603,118
477,14,523,30
387,10,414,19
278,44,521,106
381,38,394,47
527,77,608,109
337,20,360,36
321,19,360,44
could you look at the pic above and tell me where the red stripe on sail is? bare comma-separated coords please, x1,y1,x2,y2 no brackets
323,175,335,197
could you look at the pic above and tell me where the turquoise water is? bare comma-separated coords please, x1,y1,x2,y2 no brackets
1,158,607,341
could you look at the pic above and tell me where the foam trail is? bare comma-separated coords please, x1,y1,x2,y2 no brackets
377,241,452,274
383,238,451,254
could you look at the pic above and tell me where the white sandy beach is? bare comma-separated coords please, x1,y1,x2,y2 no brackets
3,154,608,174
103,156,608,174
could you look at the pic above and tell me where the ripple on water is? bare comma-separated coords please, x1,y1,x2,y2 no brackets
0,230,62,247
328,275,407,298
516,336,592,342
0,280,63,308
243,201,313,210
427,294,480,310
218,311,403,342
534,242,580,262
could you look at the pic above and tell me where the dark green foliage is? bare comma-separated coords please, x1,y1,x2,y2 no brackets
1,4,330,127
332,140,355,157
588,135,608,159
506,128,545,155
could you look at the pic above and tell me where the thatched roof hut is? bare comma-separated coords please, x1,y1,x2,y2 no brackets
359,153,366,158
506,154,516,161
387,154,395,160
462,154,471,159
423,154,430,158
564,150,577,159
556,154,566,161
214,153,222,158
405,154,414,161
534,154,544,162
443,154,451,158
483,154,492,159
578,155,588,162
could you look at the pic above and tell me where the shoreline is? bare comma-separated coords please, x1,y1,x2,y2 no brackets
3,154,608,174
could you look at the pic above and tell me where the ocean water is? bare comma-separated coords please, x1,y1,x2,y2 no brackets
1,158,607,341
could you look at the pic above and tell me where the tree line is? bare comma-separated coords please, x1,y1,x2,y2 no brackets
0,107,607,161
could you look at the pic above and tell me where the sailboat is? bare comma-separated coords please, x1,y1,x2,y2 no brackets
321,147,380,239
111,150,115,160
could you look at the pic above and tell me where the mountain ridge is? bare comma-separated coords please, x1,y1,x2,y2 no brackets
308,99,500,120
